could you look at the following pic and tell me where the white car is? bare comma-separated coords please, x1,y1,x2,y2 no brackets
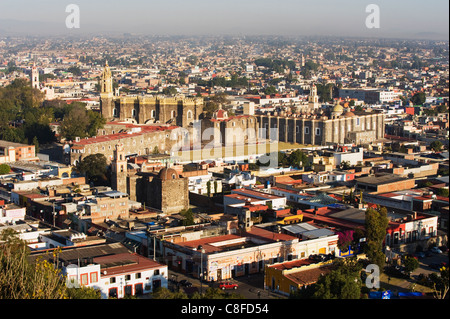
430,247,442,254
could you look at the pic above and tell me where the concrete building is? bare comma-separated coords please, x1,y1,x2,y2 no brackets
99,62,203,126
162,225,338,282
28,242,168,299
0,140,38,163
339,88,400,104
65,122,182,165
355,174,416,194
256,108,385,146
265,259,334,296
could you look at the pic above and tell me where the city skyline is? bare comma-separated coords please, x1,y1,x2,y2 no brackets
0,0,448,40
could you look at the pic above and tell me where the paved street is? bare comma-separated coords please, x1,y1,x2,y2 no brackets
167,251,448,299
380,251,449,294
168,269,284,299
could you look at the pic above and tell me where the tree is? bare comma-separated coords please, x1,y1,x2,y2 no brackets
66,286,101,299
365,206,389,269
430,266,449,299
179,208,195,226
288,150,309,168
410,92,426,105
59,104,105,141
152,287,188,299
67,66,82,76
337,230,354,253
403,256,419,276
430,140,443,152
32,136,40,154
59,105,90,141
312,259,362,299
76,153,108,186
0,164,11,175
436,188,449,197
0,230,67,299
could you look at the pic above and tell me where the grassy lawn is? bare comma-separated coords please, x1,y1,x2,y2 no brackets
378,273,434,294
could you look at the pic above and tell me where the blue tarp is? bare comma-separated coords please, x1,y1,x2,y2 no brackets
398,292,424,297
369,290,392,299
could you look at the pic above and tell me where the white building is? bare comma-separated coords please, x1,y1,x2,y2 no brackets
63,252,168,299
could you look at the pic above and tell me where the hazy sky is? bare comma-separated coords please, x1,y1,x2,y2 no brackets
0,0,448,39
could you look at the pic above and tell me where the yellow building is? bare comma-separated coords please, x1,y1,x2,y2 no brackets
265,259,334,296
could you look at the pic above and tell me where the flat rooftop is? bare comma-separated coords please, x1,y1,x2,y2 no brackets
356,174,410,185
176,226,297,254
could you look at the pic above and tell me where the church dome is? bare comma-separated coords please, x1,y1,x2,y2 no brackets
332,103,344,113
344,111,355,117
158,167,179,180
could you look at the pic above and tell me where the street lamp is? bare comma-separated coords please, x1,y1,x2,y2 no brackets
197,245,205,295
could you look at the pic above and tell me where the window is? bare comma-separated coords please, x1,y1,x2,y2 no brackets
125,274,131,281
80,273,88,286
110,277,116,284
90,272,98,283
135,273,141,279
315,128,321,135
304,127,310,134
108,288,118,298
154,269,160,276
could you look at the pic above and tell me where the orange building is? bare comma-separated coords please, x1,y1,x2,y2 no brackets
0,140,38,163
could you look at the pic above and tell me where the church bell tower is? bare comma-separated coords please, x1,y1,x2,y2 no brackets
31,63,39,89
111,144,127,194
100,61,114,121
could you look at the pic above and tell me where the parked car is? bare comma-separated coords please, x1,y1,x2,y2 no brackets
438,245,448,253
219,281,239,290
430,247,442,254
179,280,193,287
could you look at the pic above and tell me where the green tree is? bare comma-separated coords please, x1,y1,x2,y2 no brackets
0,164,11,175
403,256,419,276
66,286,101,299
152,287,188,299
59,105,90,141
67,66,82,76
430,140,443,152
76,153,108,186
410,92,426,105
365,206,389,269
264,86,277,95
436,188,449,197
312,259,362,299
59,104,105,141
0,230,67,299
287,150,309,168
32,136,40,154
179,208,195,226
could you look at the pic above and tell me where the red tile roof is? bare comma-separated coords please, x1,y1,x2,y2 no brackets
93,253,164,277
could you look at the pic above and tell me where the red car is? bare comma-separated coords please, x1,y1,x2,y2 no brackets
219,281,239,290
